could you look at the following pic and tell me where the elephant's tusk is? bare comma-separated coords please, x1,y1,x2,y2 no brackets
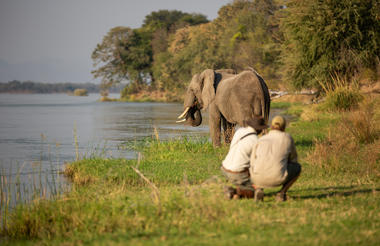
177,107,190,119
176,119,187,123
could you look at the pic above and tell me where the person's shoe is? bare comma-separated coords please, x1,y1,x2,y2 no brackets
232,194,240,200
275,192,287,202
224,186,237,200
236,187,255,199
254,188,264,202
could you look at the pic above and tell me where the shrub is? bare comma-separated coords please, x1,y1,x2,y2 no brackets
120,83,141,98
321,87,363,111
281,0,380,89
319,76,363,111
73,88,88,96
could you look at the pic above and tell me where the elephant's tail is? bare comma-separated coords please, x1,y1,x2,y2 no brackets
261,76,271,124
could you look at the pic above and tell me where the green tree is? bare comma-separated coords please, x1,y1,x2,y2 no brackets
216,0,282,85
143,10,209,90
143,10,208,32
91,27,152,93
281,0,380,89
92,10,208,96
152,23,223,92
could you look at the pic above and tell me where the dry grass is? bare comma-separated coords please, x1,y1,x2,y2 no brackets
308,97,380,177
341,98,379,144
300,104,321,121
121,89,183,102
319,75,363,111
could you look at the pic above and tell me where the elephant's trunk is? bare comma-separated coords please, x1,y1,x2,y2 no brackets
177,87,203,126
187,107,202,126
176,102,202,127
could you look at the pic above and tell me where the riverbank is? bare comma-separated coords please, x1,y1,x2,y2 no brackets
119,90,183,103
112,89,317,104
1,101,379,245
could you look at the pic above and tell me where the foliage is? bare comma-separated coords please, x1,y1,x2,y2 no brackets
91,11,208,95
219,0,282,82
73,88,88,96
281,0,380,89
91,26,152,92
152,0,283,91
91,0,380,98
321,87,363,111
143,10,208,56
152,23,223,92
319,76,363,111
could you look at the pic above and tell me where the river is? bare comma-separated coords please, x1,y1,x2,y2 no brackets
0,93,210,205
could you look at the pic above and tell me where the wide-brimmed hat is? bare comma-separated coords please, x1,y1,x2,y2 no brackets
244,117,268,130
271,115,286,129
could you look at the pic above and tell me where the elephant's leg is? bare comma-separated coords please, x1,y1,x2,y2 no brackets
226,123,235,143
221,116,235,144
221,116,229,143
208,103,221,147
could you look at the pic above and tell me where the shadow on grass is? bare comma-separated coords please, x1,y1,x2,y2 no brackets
295,139,314,148
264,186,379,200
296,186,378,200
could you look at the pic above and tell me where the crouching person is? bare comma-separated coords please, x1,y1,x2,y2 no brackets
222,117,268,199
250,115,301,202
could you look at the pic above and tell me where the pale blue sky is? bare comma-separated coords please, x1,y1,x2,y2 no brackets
0,0,231,82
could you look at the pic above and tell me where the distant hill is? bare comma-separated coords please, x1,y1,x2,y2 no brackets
0,80,123,94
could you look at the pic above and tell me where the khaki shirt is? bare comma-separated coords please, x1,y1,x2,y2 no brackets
250,129,297,188
222,126,258,172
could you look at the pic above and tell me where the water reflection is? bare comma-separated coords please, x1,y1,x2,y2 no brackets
92,102,210,145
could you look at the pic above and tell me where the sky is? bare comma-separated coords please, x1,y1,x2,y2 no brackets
0,0,231,83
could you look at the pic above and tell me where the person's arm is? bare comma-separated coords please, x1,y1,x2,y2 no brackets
250,142,258,167
288,136,298,163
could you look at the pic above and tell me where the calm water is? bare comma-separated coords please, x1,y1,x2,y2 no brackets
0,93,209,205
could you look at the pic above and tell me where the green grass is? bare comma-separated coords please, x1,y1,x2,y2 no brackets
1,104,379,245
271,101,292,109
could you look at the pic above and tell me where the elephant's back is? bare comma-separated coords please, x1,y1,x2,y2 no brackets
216,71,264,125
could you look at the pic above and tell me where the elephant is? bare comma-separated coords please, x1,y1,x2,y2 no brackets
176,68,270,147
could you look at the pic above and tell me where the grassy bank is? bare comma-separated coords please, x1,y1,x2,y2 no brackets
1,102,379,245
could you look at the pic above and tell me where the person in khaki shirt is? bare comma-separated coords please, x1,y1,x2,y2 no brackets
250,115,301,202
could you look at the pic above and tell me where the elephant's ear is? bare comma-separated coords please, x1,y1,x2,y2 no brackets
200,69,215,110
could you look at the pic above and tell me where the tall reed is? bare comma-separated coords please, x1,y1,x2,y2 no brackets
0,136,70,230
